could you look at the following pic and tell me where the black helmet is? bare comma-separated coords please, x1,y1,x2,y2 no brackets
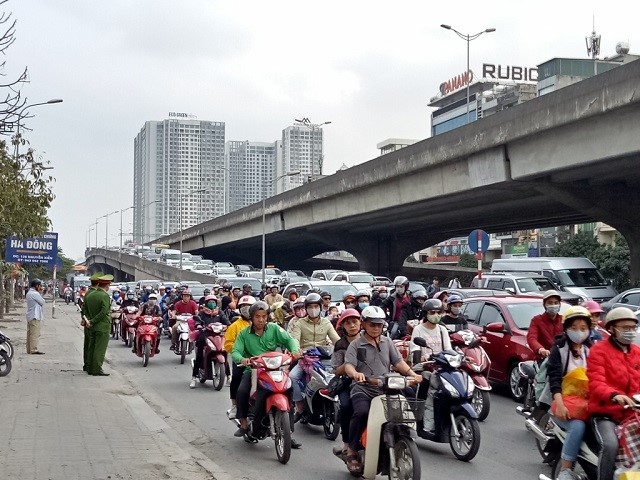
242,283,252,290
413,289,428,300
393,276,409,287
421,298,444,313
204,288,211,295
249,300,270,319
305,292,322,307
319,291,331,299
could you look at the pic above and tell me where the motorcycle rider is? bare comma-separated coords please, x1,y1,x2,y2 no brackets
121,290,140,310
355,290,370,314
137,293,162,354
241,283,253,298
190,294,227,388
584,300,608,342
342,291,357,310
440,294,468,331
381,276,412,339
111,290,122,306
547,306,592,480
587,307,640,480
264,284,283,307
224,295,256,418
197,288,212,307
371,285,388,307
527,290,564,361
343,305,422,474
160,286,173,332
400,288,427,326
289,292,341,422
286,296,306,333
140,285,153,304
231,301,301,446
319,291,332,317
170,289,198,350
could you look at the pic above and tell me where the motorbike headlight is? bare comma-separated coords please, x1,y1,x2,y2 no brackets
441,377,460,398
144,316,153,324
444,353,463,369
466,375,475,397
268,371,284,382
467,360,482,372
385,375,408,390
206,339,215,350
212,325,223,334
262,356,283,370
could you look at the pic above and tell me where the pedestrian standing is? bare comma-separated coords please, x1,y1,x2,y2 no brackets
80,272,103,372
84,274,113,376
447,276,461,289
25,279,46,354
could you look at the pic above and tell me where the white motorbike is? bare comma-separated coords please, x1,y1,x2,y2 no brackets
174,314,193,364
110,305,122,340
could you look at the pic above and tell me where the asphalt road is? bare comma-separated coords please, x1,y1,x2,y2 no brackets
64,302,549,480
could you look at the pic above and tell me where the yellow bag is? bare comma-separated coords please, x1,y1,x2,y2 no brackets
560,366,589,397
618,471,640,479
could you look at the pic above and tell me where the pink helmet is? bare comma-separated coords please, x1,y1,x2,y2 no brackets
583,300,604,314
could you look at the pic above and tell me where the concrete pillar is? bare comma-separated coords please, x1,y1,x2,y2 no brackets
618,227,640,287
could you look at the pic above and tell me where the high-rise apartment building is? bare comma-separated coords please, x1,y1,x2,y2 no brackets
278,125,324,192
133,116,225,243
226,140,278,212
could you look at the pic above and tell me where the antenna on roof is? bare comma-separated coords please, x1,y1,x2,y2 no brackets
585,15,601,59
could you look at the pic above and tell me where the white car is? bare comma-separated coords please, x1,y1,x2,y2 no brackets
181,260,195,271
329,271,375,290
193,263,214,275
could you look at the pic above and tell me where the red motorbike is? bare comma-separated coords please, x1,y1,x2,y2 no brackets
121,305,139,348
228,352,295,464
193,322,227,390
450,329,492,421
133,315,161,367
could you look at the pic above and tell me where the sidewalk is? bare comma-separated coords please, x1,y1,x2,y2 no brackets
0,298,222,480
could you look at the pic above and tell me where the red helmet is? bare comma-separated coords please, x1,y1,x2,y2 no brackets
336,308,361,332
583,300,604,315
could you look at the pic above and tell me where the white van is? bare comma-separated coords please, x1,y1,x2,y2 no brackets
490,257,617,302
160,249,182,267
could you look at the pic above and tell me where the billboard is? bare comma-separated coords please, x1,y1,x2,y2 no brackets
5,232,59,267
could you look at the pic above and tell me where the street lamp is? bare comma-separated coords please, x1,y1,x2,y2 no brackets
13,99,63,159
140,200,160,244
120,205,134,251
294,117,331,182
262,171,301,284
104,210,118,249
440,24,495,125
179,188,205,270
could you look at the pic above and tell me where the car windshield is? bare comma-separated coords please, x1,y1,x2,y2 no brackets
506,302,571,329
200,260,213,265
190,286,206,298
556,268,608,287
515,278,544,293
265,269,281,275
531,277,557,291
194,265,210,270
226,278,261,290
349,274,374,284
216,267,236,275
314,284,357,299
216,262,234,268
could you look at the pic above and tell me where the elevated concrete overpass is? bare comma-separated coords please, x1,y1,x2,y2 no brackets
156,60,640,281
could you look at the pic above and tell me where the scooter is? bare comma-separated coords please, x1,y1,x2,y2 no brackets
194,321,227,390
121,305,139,348
297,346,340,440
227,351,295,465
174,313,194,364
133,315,161,367
412,337,481,461
450,329,492,421
0,329,13,359
334,373,423,479
0,331,12,376
110,305,122,340
64,290,72,305
516,360,552,462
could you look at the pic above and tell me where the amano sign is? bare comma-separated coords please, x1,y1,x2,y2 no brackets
439,70,473,95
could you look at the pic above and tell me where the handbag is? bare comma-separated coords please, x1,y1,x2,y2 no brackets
617,411,640,469
551,367,589,421
327,375,351,396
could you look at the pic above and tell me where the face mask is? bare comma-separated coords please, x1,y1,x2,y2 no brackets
206,302,217,310
450,306,461,315
567,330,589,344
358,302,369,310
426,314,441,324
379,292,388,299
546,305,560,315
148,299,156,305
396,287,405,295
307,306,321,318
617,330,638,345
239,306,251,319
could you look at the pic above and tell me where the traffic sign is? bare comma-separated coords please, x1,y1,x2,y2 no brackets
5,232,58,266
468,229,489,253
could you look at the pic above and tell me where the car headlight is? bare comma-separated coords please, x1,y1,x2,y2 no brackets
385,375,408,390
441,377,460,398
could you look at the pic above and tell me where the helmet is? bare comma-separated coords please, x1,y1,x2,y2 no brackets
563,306,591,329
145,285,152,291
182,289,191,295
293,296,306,309
203,288,211,295
126,291,134,299
583,300,604,315
249,300,270,319
204,294,218,303
165,286,171,293
148,293,158,300
447,294,464,305
320,291,331,299
361,306,386,323
356,289,371,300
336,308,361,331
393,276,409,287
422,298,444,313
238,295,256,308
305,292,322,307
413,289,428,300
543,290,562,303
242,283,252,290
342,291,356,302
30,278,43,288
604,307,638,328
159,285,166,290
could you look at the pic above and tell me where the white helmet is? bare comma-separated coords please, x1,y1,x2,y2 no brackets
361,305,386,323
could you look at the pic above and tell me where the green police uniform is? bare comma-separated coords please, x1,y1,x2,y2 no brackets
84,275,113,375
81,285,97,372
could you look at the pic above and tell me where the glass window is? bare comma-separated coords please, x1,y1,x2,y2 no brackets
478,304,505,327
621,293,640,308
461,301,483,324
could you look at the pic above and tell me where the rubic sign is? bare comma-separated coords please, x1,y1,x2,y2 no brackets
482,63,538,82
439,70,473,95
5,232,59,267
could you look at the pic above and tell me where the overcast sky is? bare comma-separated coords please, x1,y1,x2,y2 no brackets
7,0,639,261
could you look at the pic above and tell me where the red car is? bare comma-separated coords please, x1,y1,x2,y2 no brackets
460,296,570,401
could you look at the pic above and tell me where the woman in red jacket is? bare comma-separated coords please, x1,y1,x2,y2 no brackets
587,307,640,480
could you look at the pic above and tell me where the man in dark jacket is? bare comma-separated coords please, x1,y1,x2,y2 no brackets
381,276,412,339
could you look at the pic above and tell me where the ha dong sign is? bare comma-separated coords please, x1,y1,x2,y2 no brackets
439,70,473,95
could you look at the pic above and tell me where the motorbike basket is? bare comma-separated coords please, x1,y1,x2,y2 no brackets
381,398,425,423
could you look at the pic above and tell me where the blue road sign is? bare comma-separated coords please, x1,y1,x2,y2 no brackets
6,232,59,266
468,229,490,253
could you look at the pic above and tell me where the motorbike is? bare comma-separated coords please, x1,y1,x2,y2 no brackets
227,351,295,464
174,313,194,364
297,346,340,440
516,360,552,462
449,329,492,421
0,331,12,376
133,315,161,367
193,321,227,390
64,290,72,305
110,305,122,340
121,305,140,348
412,337,481,461
334,373,423,479
0,329,13,360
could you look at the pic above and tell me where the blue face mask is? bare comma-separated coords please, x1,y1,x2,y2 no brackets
359,302,369,310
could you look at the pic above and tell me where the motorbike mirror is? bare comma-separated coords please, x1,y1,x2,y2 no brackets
413,337,428,348
357,347,367,362
486,322,506,333
412,350,421,365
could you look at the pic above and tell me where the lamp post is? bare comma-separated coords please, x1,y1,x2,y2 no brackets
179,188,205,270
262,171,301,284
440,24,495,125
13,99,63,159
104,210,118,249
120,205,134,251
294,117,331,182
140,200,160,244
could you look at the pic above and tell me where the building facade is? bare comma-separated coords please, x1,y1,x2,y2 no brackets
278,124,324,192
226,140,278,212
133,117,225,243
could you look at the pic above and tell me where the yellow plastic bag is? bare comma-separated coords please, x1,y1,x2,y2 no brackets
561,366,589,397
617,470,640,479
